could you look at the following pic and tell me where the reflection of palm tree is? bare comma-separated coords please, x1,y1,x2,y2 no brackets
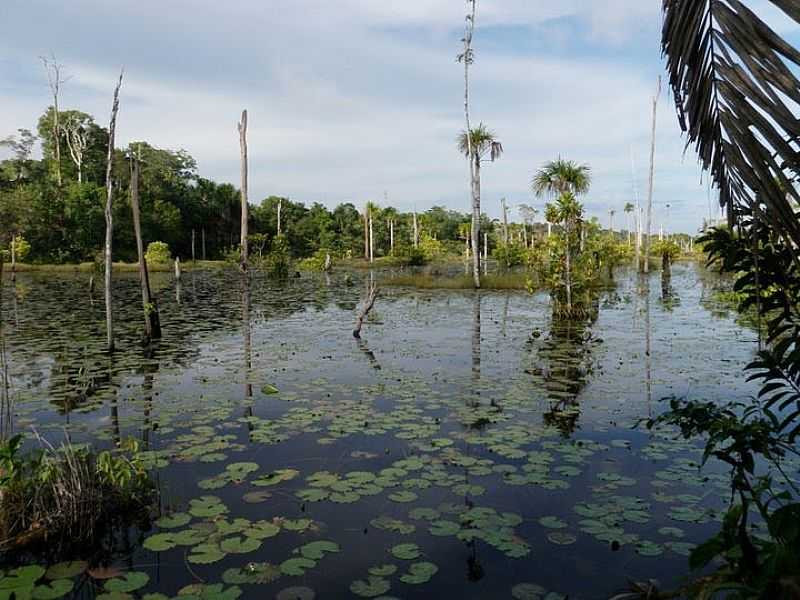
624,202,634,245
529,309,598,436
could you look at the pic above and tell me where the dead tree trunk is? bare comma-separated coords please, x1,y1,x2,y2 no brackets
202,228,207,260
369,215,374,263
644,76,661,274
277,197,282,237
41,55,64,187
413,210,419,248
389,219,394,256
364,204,370,259
104,71,123,353
130,154,161,342
238,110,249,273
353,284,378,339
191,229,196,262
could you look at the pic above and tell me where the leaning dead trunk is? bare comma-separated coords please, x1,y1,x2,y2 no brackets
238,110,249,273
353,283,378,339
104,71,123,353
130,154,161,342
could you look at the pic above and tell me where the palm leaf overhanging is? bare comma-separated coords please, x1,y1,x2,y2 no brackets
662,0,800,246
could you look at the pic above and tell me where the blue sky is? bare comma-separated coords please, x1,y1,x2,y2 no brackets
1,1,798,234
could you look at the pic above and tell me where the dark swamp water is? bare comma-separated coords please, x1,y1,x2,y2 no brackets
1,263,792,600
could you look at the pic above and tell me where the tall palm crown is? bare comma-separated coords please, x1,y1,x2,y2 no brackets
532,159,591,198
624,202,634,214
457,123,503,162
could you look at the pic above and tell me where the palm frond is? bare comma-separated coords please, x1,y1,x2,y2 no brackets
457,123,502,160
662,0,800,245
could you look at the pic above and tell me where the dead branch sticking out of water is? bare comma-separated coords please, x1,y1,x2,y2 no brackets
353,284,378,339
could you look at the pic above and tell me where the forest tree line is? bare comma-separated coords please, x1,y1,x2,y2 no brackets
0,105,539,265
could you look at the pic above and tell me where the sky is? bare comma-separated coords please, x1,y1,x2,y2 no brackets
1,1,798,234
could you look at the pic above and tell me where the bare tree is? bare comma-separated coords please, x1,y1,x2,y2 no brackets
63,114,89,183
458,0,480,287
643,76,661,274
40,54,67,186
104,70,124,353
363,204,370,259
238,110,249,272
129,149,161,342
277,197,282,236
412,209,419,248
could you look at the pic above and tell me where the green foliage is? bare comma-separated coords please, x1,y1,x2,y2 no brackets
644,224,800,598
297,249,330,272
651,239,681,263
0,435,153,549
418,233,443,261
394,243,427,266
2,234,32,262
492,242,526,268
145,241,171,264
263,235,292,279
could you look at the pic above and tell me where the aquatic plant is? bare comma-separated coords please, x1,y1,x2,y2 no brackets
642,225,800,598
0,435,153,552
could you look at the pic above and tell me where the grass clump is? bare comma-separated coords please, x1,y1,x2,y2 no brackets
0,435,154,552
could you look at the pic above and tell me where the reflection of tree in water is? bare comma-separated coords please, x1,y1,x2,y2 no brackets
660,267,680,311
470,292,481,408
28,272,352,415
527,301,599,436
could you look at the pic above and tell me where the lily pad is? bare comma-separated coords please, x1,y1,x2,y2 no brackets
390,543,421,560
104,572,150,593
349,577,390,598
45,562,88,580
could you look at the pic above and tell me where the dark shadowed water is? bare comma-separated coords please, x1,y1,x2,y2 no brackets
0,263,782,600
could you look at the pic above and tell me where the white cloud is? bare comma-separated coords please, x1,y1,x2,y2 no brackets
0,0,759,233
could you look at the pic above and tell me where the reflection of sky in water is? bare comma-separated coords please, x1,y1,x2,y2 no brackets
0,263,773,599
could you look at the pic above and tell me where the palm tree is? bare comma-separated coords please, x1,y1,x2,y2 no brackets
544,192,583,312
624,202,634,245
532,159,591,199
458,123,503,288
533,159,591,312
662,0,800,248
608,208,616,235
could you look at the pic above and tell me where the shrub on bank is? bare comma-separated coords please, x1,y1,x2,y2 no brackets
145,241,171,265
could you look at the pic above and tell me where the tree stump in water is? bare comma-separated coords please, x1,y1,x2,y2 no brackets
353,284,378,339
